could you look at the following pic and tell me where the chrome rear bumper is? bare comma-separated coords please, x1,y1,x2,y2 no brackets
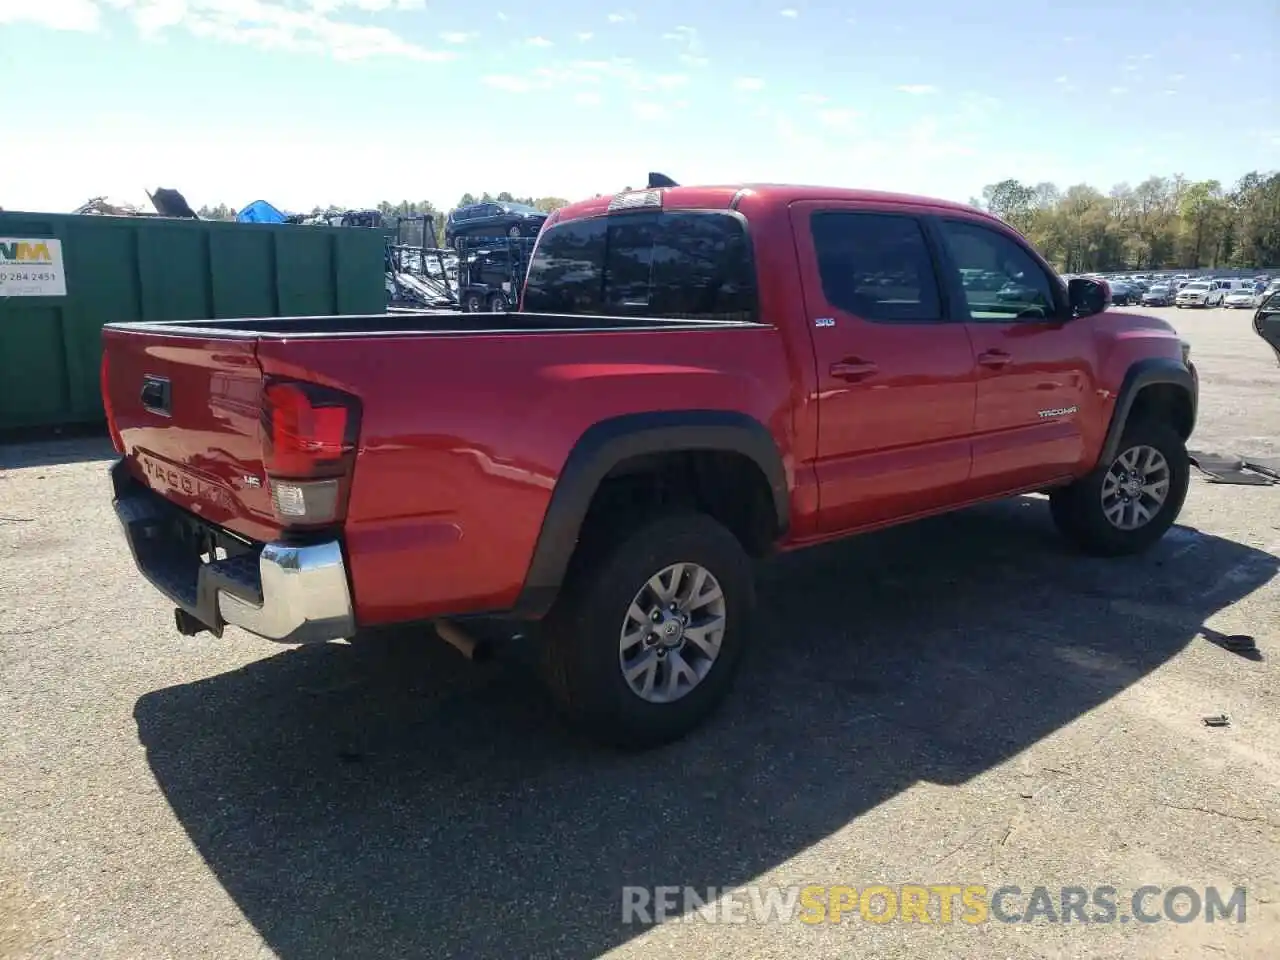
111,458,355,644
217,540,355,643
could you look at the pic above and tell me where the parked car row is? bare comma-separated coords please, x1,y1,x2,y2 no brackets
1061,271,1278,310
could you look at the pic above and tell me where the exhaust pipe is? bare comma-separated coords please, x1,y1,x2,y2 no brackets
434,619,492,662
174,607,211,637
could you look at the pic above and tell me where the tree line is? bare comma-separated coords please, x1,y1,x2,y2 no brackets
971,171,1280,272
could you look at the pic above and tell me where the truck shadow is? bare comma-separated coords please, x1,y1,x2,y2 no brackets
0,429,115,469
133,496,1277,959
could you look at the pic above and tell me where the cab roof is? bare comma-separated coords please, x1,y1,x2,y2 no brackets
550,183,999,225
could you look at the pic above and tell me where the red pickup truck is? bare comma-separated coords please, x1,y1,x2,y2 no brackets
102,182,1198,748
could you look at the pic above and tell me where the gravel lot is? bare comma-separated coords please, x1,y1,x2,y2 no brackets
2,306,1277,959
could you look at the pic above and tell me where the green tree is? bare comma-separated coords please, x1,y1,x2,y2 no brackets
981,179,1036,233
974,170,1279,271
196,203,236,221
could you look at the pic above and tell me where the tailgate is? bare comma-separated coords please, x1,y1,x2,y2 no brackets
103,327,279,542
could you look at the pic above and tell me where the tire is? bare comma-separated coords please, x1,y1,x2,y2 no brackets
462,293,482,313
1049,418,1190,557
508,225,522,238
538,512,755,750
487,293,507,312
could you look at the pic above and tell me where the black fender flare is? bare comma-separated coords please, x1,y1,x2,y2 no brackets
1098,357,1197,466
512,410,789,618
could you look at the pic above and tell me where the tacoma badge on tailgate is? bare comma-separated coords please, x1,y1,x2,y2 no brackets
135,451,236,511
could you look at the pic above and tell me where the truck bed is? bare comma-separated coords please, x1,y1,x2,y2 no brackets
101,307,790,620
104,311,768,339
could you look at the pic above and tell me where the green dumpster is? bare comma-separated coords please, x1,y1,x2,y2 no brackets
0,211,386,432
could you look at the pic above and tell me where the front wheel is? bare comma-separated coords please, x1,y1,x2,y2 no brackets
1049,419,1190,557
538,512,755,749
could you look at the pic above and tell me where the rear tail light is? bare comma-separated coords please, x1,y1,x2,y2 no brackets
100,350,124,453
261,379,361,528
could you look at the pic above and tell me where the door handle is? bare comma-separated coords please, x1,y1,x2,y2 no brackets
830,359,879,381
977,349,1012,369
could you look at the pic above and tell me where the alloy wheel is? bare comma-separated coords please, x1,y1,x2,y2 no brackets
618,562,727,704
1101,445,1171,530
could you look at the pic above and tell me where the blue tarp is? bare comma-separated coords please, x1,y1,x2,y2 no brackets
236,199,287,224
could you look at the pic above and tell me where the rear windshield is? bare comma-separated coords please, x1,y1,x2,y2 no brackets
1185,282,1209,290
522,211,758,322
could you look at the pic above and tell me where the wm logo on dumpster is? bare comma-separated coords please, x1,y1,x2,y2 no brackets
0,241,53,263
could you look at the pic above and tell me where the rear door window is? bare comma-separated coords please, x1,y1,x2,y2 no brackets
522,211,757,321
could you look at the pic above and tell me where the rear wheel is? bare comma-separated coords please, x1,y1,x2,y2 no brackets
487,293,507,312
508,225,522,238
538,512,755,750
1049,419,1190,557
462,293,483,312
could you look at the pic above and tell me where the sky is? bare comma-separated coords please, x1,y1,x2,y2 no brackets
2,0,1277,215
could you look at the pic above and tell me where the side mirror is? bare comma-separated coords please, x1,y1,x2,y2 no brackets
1069,277,1110,318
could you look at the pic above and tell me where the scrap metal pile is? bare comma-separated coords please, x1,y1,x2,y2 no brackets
72,187,199,219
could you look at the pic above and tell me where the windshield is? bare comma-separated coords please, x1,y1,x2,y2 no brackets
506,203,541,214
1149,285,1170,293
1185,282,1210,291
